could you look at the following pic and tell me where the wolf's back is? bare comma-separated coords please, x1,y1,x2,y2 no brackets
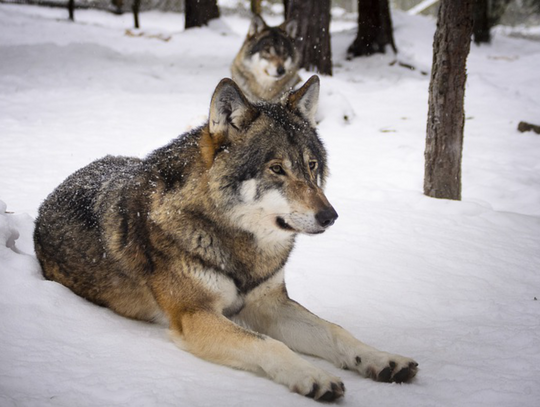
34,155,152,308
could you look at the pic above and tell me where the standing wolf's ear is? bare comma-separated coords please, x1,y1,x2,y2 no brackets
286,75,320,127
248,14,267,37
209,78,257,136
280,20,298,38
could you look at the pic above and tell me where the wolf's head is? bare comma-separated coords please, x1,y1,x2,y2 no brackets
201,76,337,244
242,15,299,82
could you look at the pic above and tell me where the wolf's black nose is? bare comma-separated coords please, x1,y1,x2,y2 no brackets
315,207,338,228
277,66,285,76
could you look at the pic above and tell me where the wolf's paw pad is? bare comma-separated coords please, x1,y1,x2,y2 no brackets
370,359,418,383
292,372,345,402
303,380,345,402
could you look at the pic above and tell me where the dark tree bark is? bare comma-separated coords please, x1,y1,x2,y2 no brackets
424,0,474,201
473,0,491,44
68,0,74,21
185,0,220,29
347,0,397,58
111,0,123,15
132,0,140,29
251,0,262,15
286,0,332,75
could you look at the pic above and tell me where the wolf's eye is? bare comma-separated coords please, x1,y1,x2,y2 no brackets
309,161,318,171
270,164,285,175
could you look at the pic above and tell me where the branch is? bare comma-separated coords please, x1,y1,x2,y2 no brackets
518,121,540,135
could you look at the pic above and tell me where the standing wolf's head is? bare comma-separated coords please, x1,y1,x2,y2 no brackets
232,15,300,102
243,15,298,81
201,76,337,244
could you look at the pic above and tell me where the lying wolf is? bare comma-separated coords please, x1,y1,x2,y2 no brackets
231,14,300,101
34,76,417,401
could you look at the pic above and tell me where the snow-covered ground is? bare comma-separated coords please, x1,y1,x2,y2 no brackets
1,4,539,406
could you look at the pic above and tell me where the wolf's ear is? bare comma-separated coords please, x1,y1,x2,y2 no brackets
248,14,267,37
209,78,257,136
280,20,298,38
286,75,320,127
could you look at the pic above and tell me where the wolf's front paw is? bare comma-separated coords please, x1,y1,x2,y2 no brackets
287,368,345,402
356,353,418,383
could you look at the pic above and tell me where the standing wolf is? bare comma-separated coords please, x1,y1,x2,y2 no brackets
231,14,300,101
34,76,417,401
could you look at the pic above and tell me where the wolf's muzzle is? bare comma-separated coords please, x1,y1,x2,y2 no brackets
315,206,338,229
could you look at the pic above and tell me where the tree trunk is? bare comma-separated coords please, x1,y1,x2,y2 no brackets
286,0,332,75
473,0,491,44
424,0,474,201
283,0,289,18
347,0,397,58
111,0,123,15
185,0,220,29
68,0,74,21
132,0,140,29
251,0,262,15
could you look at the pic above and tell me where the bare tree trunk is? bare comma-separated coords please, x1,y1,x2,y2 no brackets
347,0,397,58
473,0,491,44
283,0,289,18
424,0,474,201
132,0,140,29
185,0,220,29
111,0,123,15
251,0,262,15
68,0,74,21
286,0,332,75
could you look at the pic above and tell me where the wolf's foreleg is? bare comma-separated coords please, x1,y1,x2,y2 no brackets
149,271,344,401
169,310,345,401
238,284,418,383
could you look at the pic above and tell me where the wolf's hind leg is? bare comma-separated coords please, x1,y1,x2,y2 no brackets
169,310,344,401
